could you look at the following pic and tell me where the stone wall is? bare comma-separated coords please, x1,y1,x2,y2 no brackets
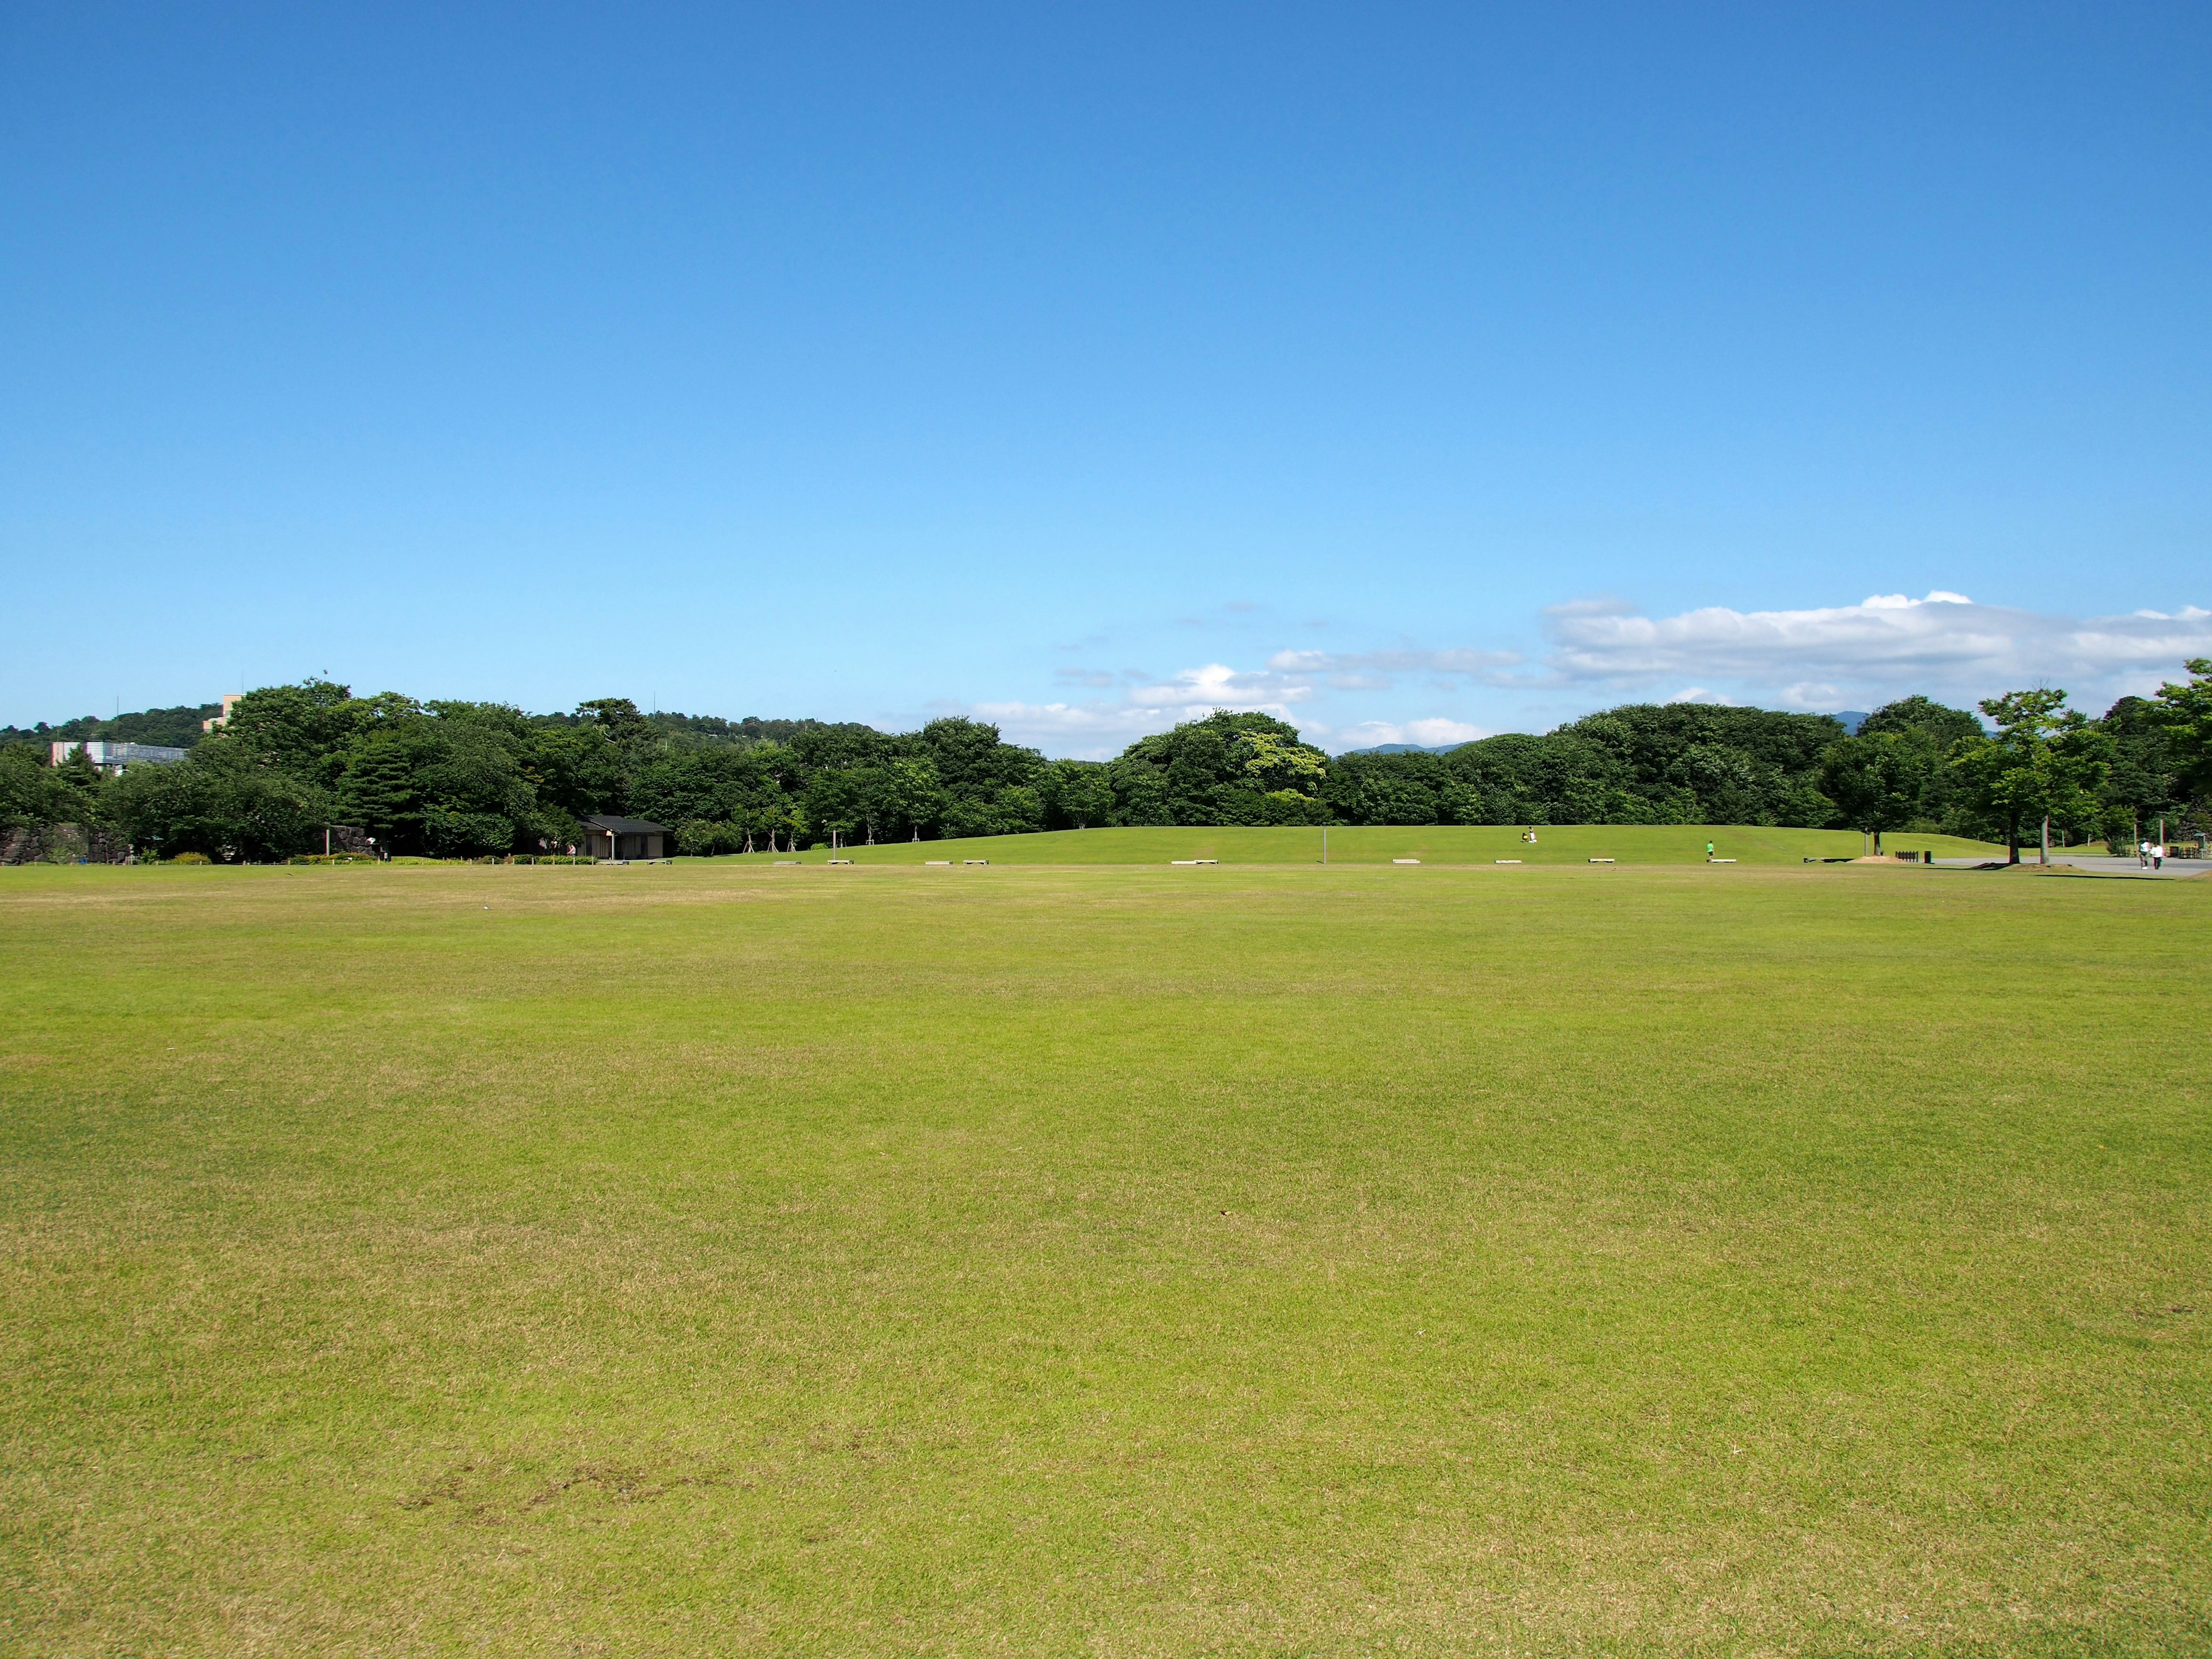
0,823,134,865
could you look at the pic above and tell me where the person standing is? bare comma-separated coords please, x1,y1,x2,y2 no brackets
2153,842,2165,870
2140,839,2152,869
1706,840,1715,859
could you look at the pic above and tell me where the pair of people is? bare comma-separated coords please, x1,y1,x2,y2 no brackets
2139,840,2165,870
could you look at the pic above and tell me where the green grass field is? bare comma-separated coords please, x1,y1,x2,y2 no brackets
704,822,2011,866
2,860,2206,1656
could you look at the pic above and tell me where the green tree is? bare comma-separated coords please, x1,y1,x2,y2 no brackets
2093,695,2181,853
1321,751,1444,825
1111,712,1318,826
2153,659,2212,798
109,741,330,862
576,697,653,746
0,744,105,835
1856,696,1981,831
805,767,870,847
1040,759,1115,828
918,718,1041,799
1818,733,1922,853
1233,729,1328,794
335,737,416,846
942,785,1044,839
1949,690,2110,865
1106,758,1173,826
878,756,947,839
217,680,403,783
1859,695,1982,746
526,724,626,821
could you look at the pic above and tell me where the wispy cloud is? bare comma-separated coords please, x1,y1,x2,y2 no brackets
1331,717,1491,751
1543,591,2212,709
974,662,1317,755
1266,647,1524,685
971,589,2212,757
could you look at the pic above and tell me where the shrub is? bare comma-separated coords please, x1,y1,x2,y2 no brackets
676,819,747,857
168,851,211,865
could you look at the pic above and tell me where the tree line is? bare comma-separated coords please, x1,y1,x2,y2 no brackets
3,663,2207,861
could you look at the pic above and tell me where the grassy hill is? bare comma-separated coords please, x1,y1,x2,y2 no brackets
706,822,2010,865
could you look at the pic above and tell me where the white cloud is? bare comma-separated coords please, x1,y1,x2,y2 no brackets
969,588,2211,757
1134,662,1313,706
1862,590,1972,610
1544,592,2212,707
972,662,1318,756
1332,717,1491,751
1266,646,1522,683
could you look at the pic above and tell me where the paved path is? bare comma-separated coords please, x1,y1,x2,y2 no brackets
1929,854,2209,879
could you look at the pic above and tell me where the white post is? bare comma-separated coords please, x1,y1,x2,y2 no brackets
1322,825,1327,866
2041,815,2050,867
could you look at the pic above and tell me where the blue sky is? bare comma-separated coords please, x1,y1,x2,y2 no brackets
5,3,2208,753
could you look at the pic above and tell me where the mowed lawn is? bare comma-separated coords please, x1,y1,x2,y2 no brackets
1,862,2205,1657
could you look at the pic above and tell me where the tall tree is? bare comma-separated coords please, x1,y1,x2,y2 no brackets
0,744,104,834
1818,733,1921,853
1040,759,1114,829
1857,696,1980,830
335,737,416,844
2153,660,2212,800
1950,690,2109,865
2094,695,2182,853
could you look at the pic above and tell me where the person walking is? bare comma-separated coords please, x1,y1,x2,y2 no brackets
2140,839,2152,869
2153,842,2165,870
1705,839,1715,860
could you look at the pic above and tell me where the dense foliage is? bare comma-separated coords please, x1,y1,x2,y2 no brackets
5,666,2209,860
0,702,223,752
1326,704,1844,828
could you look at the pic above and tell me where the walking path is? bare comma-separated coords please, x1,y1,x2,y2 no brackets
1929,854,2209,879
